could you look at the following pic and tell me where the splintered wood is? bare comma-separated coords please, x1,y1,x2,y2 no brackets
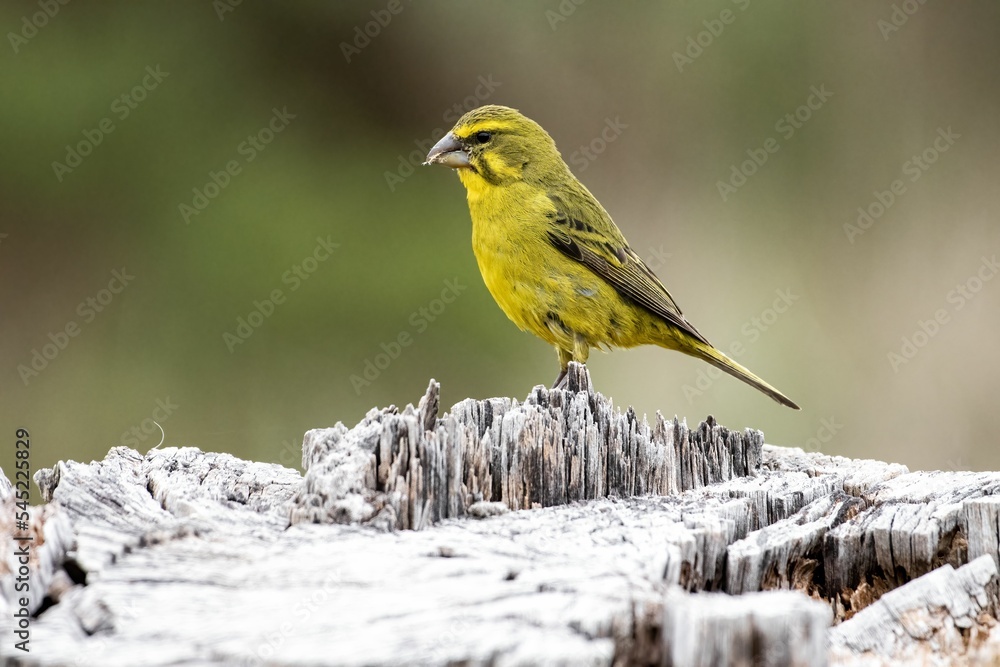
290,363,763,530
2,363,1000,666
662,589,831,667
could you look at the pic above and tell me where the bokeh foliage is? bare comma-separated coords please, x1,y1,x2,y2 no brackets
3,1,999,489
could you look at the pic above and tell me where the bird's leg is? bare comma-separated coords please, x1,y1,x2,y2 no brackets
573,335,591,365
556,335,591,391
553,337,592,390
552,348,573,389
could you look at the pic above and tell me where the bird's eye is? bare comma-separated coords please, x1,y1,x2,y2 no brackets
475,131,492,144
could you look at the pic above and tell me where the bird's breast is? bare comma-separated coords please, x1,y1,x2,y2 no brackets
468,199,556,338
464,184,636,351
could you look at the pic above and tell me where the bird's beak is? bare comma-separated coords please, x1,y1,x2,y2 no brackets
424,133,471,169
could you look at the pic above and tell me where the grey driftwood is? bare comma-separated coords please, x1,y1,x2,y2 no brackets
1,363,999,666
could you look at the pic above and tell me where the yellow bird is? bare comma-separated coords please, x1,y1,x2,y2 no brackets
425,105,799,409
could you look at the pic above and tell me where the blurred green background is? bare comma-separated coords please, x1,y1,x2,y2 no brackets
3,1,999,491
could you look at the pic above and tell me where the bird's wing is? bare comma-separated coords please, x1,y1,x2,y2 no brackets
545,193,711,346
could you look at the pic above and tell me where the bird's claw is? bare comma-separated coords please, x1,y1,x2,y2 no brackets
552,368,569,390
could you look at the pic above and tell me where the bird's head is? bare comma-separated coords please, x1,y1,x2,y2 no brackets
424,105,566,189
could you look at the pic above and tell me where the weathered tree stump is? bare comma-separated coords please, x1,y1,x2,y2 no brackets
2,363,999,666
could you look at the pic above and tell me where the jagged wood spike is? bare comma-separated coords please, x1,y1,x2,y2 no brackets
289,363,763,530
3,369,1000,666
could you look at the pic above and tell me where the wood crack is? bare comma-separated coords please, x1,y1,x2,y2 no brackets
3,365,999,666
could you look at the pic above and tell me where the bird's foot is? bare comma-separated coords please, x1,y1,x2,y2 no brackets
552,368,569,390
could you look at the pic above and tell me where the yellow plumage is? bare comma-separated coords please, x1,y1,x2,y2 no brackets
426,105,799,409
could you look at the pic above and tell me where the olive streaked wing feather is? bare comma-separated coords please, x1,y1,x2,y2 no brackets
546,225,711,347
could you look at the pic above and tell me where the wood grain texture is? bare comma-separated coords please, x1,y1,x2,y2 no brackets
829,555,1000,666
291,364,764,531
1,364,998,666
662,589,831,667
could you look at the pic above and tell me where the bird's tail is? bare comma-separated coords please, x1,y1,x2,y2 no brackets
684,340,800,410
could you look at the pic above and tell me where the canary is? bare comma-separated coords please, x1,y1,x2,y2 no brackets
425,105,799,409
